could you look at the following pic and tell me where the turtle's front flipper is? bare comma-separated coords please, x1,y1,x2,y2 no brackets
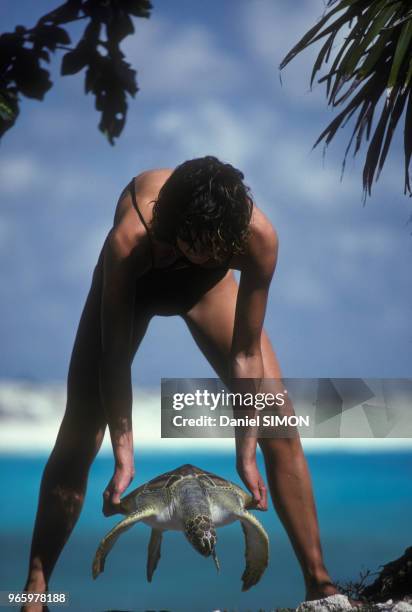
238,510,269,591
92,508,155,579
147,528,163,582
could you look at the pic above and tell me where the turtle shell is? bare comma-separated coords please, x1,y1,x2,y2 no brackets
120,464,236,507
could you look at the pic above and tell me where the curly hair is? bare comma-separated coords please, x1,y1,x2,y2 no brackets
151,156,253,260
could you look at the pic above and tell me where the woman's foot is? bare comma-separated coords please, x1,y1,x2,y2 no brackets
21,574,48,612
306,579,339,600
305,574,363,607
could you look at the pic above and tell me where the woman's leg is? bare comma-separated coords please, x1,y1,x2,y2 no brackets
182,271,337,600
23,260,151,607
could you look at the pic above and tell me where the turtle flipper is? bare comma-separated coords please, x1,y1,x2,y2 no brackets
147,528,163,582
92,508,155,579
212,549,220,573
238,510,269,591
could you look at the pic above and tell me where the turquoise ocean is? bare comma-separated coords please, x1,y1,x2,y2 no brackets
0,450,411,612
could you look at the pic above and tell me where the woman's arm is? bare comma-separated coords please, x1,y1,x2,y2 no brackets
99,207,150,514
230,216,279,509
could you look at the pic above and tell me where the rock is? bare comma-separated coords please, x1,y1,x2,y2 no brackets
296,594,354,611
293,594,412,612
392,600,412,612
370,597,412,611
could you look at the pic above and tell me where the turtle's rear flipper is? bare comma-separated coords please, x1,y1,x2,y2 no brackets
147,528,163,582
212,549,220,573
238,510,269,591
92,508,156,579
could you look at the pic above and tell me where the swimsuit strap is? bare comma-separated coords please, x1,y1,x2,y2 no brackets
129,178,155,267
128,178,230,272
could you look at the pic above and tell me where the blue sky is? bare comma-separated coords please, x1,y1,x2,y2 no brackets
1,0,412,386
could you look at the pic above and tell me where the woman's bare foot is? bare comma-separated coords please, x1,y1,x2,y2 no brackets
305,576,363,607
21,595,49,612
21,573,48,612
21,599,49,612
306,580,339,600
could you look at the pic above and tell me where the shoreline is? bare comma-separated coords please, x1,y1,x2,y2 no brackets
1,380,411,454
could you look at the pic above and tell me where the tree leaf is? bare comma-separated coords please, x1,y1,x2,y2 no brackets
341,3,395,78
123,0,152,19
0,90,18,120
280,2,350,69
310,33,336,88
281,0,412,196
357,26,393,80
11,49,53,99
403,90,412,194
38,0,82,26
32,24,71,50
61,47,90,75
387,19,412,93
107,11,134,43
1,0,150,144
0,89,19,138
362,93,393,195
377,88,408,178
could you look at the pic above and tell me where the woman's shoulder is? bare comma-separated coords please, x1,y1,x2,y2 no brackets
135,167,174,190
251,206,278,243
112,167,171,226
106,179,154,263
110,168,172,247
230,203,278,274
228,203,278,272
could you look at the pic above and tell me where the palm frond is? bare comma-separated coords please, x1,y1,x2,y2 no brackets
280,0,412,198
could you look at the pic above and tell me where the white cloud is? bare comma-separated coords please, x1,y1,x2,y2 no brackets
152,100,278,170
0,214,13,249
241,0,354,112
62,225,107,283
0,156,45,195
0,152,117,210
51,169,113,204
124,18,242,99
1,0,410,381
335,227,395,258
279,267,333,309
150,97,361,224
29,106,87,141
241,1,329,105
243,0,322,62
270,140,359,211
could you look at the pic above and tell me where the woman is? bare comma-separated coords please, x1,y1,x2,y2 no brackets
23,156,341,610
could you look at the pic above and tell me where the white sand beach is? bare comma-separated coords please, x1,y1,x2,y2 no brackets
0,380,411,454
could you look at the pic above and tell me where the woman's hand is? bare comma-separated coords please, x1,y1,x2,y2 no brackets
102,463,135,516
236,455,268,511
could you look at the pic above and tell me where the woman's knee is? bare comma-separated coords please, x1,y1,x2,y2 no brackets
46,431,101,487
258,434,304,459
66,361,105,421
53,403,106,470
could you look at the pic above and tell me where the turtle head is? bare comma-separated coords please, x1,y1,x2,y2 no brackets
184,514,217,558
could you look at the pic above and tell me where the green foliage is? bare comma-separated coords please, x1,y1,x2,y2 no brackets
0,0,152,144
280,0,412,198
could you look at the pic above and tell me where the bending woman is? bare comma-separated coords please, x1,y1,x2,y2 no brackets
23,156,340,609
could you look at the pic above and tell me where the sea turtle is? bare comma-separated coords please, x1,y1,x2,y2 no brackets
92,464,269,591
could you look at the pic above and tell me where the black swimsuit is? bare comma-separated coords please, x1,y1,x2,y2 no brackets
127,179,230,317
